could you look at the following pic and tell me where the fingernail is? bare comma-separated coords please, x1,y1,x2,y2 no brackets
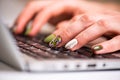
92,45,103,51
44,34,56,43
24,26,32,35
49,36,62,47
65,39,78,49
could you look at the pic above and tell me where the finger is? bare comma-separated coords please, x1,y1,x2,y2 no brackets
28,2,80,36
46,15,100,47
92,35,120,54
53,14,102,47
87,37,107,47
43,20,70,43
56,21,71,30
15,1,52,34
65,20,108,51
55,15,84,30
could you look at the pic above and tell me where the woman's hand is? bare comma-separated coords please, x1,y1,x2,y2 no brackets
14,0,120,54
45,11,120,54
14,0,105,36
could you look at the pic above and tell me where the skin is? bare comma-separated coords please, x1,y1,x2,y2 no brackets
59,12,120,54
14,0,120,54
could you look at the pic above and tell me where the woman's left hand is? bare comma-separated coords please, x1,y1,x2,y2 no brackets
45,11,120,54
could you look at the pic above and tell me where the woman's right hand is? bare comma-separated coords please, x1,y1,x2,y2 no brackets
49,11,120,54
14,0,105,36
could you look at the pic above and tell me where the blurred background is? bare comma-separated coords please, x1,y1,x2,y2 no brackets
0,0,29,27
0,0,55,34
0,0,120,28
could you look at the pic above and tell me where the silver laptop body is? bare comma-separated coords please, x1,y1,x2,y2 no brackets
0,22,120,72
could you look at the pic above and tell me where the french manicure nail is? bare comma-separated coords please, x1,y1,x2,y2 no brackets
92,45,103,51
49,36,62,47
65,39,78,49
44,34,56,43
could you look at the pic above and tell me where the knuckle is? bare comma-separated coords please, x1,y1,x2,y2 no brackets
81,33,89,41
58,30,70,43
76,33,89,45
56,21,68,29
81,14,92,22
97,20,110,29
72,15,81,22
65,28,73,38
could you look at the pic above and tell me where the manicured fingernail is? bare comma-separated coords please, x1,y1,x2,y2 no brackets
44,34,56,43
92,45,103,51
65,39,78,49
24,26,32,35
49,36,62,47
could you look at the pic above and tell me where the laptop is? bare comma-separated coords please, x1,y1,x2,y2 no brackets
0,21,120,72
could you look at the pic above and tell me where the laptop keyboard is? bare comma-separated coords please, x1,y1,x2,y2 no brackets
14,34,120,59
